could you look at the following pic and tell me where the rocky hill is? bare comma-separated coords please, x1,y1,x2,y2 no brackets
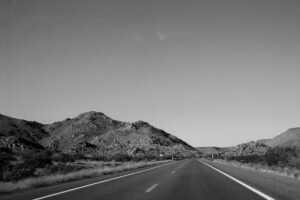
0,111,197,181
41,111,196,159
0,111,196,160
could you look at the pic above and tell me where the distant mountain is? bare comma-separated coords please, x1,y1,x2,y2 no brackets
197,127,300,169
198,127,300,157
0,112,196,160
231,128,300,156
197,146,233,155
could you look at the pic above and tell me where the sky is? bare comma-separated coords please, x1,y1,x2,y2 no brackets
1,0,300,147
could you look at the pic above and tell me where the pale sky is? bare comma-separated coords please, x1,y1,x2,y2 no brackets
1,0,300,147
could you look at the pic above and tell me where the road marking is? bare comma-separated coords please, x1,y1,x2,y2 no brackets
33,162,173,200
198,160,276,200
145,184,159,193
171,170,176,174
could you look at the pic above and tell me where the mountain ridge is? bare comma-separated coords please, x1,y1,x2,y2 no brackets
0,111,197,159
0,111,198,181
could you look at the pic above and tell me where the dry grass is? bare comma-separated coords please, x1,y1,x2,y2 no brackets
0,160,170,194
212,159,300,180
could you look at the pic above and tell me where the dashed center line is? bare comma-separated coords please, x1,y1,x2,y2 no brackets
145,184,159,193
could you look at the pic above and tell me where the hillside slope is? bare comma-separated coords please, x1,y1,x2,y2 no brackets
0,114,47,154
41,111,196,159
0,112,197,181
268,128,300,148
0,112,196,160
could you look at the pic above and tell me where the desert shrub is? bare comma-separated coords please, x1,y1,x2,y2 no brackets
0,150,15,164
52,153,75,163
23,151,52,168
265,147,300,168
46,163,81,175
109,153,131,162
151,137,171,146
132,154,145,161
223,147,300,169
0,152,15,181
89,155,110,161
4,151,53,181
234,155,262,163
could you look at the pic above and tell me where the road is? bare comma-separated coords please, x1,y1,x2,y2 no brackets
2,159,297,200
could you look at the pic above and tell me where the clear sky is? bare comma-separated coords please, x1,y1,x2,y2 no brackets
1,0,300,147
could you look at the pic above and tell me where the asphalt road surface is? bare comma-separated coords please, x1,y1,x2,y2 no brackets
2,159,295,200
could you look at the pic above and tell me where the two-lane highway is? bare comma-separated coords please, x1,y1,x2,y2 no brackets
1,159,285,200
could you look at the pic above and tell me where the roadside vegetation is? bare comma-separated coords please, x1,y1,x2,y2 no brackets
208,146,300,179
226,147,300,169
0,157,170,194
0,149,186,182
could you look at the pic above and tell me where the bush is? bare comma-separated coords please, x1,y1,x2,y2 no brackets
109,153,132,162
265,147,300,168
52,153,75,163
23,151,52,168
223,147,300,169
3,151,53,181
0,160,169,193
234,155,262,163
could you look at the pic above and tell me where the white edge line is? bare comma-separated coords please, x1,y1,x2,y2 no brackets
33,162,172,200
198,160,276,200
145,183,159,193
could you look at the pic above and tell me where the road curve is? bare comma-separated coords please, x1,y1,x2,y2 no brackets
1,159,281,200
